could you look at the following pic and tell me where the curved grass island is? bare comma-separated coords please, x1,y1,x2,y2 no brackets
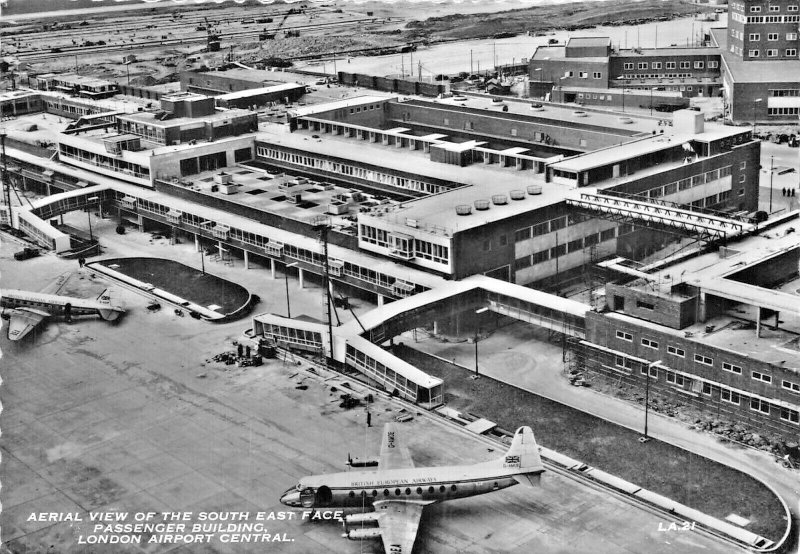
89,257,255,322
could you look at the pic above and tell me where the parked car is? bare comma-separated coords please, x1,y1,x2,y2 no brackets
14,247,40,261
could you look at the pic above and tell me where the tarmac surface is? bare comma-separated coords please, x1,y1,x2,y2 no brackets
0,217,747,553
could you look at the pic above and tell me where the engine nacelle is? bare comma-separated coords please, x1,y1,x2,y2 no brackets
344,528,383,540
344,512,381,526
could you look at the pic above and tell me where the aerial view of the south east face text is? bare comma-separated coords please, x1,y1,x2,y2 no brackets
1,0,798,552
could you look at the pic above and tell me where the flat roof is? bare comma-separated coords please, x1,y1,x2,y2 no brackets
550,120,747,174
118,107,254,128
533,45,609,63
613,46,720,58
713,27,800,83
561,85,683,98
568,37,612,48
550,134,690,173
291,95,392,117
362,176,568,235
170,165,369,226
216,83,305,101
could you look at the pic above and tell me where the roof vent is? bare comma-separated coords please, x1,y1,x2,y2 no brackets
455,204,472,216
491,194,508,205
509,189,525,200
527,184,542,195
573,110,588,117
474,199,490,211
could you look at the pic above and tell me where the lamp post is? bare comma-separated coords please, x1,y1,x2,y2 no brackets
473,307,489,378
200,247,205,274
752,98,762,136
284,261,298,318
769,155,774,213
86,196,99,242
642,360,661,441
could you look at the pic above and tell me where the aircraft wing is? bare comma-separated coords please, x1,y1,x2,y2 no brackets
7,309,49,341
373,500,425,554
378,422,415,470
39,272,72,296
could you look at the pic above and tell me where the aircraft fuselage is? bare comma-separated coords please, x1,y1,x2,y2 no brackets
1,289,120,320
281,463,529,509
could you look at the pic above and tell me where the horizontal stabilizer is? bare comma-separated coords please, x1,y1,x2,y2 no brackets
98,308,122,322
513,472,543,487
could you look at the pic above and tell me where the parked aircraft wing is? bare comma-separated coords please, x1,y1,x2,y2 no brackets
373,500,425,554
39,272,72,296
7,308,49,341
378,423,415,470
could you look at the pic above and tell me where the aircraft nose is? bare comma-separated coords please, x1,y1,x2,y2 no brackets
280,490,301,507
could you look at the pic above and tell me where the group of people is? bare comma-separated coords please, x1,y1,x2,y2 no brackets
781,187,797,197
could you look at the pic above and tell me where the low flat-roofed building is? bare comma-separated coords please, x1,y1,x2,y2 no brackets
214,83,306,109
116,91,257,146
583,214,800,439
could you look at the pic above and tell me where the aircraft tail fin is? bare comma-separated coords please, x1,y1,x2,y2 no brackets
499,426,544,483
97,288,112,304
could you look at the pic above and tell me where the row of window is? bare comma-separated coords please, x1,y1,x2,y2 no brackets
733,12,800,22
770,88,800,96
359,225,451,265
514,226,632,270
768,107,800,115
616,330,780,386
59,144,150,180
118,192,425,295
747,48,798,57
256,146,446,195
261,324,323,350
514,212,604,243
749,4,799,12
346,483,462,499
613,352,800,425
564,71,603,79
345,345,421,400
747,32,798,41
348,103,383,114
634,165,733,201
622,60,717,71
617,73,696,80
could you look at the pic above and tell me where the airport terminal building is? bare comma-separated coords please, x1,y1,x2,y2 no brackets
6,74,800,439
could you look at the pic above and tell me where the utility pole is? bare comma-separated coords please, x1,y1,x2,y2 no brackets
470,49,473,75
769,155,774,213
1,131,12,226
314,220,335,365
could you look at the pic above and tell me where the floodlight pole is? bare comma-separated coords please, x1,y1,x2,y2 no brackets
284,261,298,318
474,307,489,377
643,360,661,440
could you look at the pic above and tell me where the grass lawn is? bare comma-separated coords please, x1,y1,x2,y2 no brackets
99,257,250,315
394,345,786,541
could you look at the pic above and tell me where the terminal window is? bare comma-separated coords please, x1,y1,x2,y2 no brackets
722,362,742,374
667,345,685,357
750,398,770,414
721,389,740,405
752,371,772,383
616,330,633,342
781,408,799,424
694,354,713,366
782,380,800,393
